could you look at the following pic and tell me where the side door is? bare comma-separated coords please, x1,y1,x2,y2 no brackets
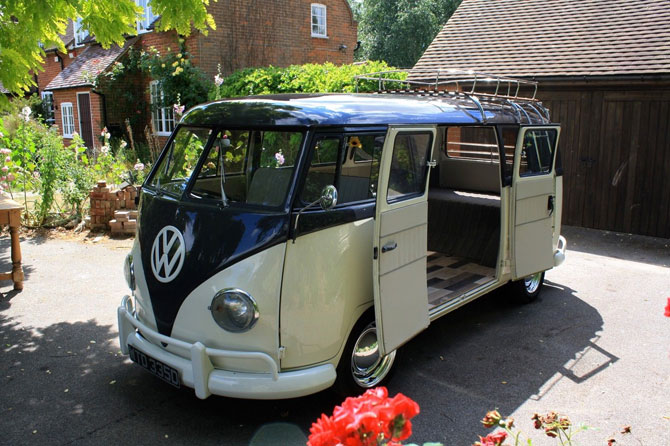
512,126,561,279
373,126,436,356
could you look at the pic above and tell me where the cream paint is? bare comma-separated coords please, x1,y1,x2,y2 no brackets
163,244,287,373
280,218,374,369
373,126,435,356
512,126,562,279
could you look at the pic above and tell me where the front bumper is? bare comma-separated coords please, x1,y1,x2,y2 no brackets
117,296,336,400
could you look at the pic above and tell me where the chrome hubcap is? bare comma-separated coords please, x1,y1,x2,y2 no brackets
351,322,396,388
524,272,542,294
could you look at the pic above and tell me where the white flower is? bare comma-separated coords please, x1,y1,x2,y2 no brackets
0,148,11,155
72,131,79,138
134,161,145,171
274,152,285,166
105,132,111,140
120,140,128,149
100,145,110,154
214,74,224,87
0,131,4,138
20,106,31,121
173,104,185,115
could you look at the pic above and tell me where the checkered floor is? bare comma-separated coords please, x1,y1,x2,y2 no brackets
426,252,496,308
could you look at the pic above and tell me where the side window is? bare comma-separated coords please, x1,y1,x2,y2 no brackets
445,126,499,162
387,133,432,201
300,133,385,205
519,129,557,176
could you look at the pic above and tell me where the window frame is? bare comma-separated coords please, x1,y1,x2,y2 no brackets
61,102,75,138
386,131,433,204
41,91,55,125
311,3,328,38
74,17,89,47
136,0,155,34
150,80,175,136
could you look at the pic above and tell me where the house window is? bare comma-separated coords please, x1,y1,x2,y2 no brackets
136,0,155,34
61,102,75,138
74,17,89,46
311,4,327,38
150,81,175,135
41,92,55,125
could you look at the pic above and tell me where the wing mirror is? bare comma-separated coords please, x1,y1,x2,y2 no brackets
292,185,338,243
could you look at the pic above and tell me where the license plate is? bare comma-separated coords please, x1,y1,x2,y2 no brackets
128,345,181,388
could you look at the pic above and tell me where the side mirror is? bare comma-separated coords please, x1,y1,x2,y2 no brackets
319,185,338,210
293,185,339,243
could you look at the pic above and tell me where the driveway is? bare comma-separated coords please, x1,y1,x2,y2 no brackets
0,226,668,445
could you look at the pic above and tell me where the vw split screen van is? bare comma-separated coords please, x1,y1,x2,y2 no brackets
118,72,567,399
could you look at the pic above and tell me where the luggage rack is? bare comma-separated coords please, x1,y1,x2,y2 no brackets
353,69,539,101
353,69,549,124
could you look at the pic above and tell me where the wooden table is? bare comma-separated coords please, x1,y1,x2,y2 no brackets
0,198,24,290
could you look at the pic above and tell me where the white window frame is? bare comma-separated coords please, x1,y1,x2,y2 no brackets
311,3,328,38
41,91,55,125
74,17,89,47
136,0,155,34
61,102,75,138
150,81,175,136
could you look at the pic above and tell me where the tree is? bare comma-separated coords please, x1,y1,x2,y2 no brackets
0,0,216,101
352,0,461,68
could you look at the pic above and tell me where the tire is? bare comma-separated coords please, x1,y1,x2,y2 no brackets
508,271,545,304
334,311,397,396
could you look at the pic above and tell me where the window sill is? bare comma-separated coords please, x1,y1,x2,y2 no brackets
311,34,329,39
63,135,73,139
154,132,172,137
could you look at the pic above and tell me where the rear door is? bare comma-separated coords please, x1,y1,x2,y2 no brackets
373,126,436,356
512,126,561,279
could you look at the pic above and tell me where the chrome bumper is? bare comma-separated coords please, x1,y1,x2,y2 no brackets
554,235,567,266
117,296,336,400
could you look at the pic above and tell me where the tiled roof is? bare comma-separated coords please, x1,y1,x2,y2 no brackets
45,38,137,90
411,0,670,79
45,20,75,51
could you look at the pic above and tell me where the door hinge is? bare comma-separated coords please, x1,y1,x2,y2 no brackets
278,346,286,359
427,160,437,168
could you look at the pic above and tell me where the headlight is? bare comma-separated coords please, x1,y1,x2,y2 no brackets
124,254,136,291
209,289,259,333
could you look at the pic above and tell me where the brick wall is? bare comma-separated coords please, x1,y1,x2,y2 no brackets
52,87,104,149
197,0,358,77
88,181,138,230
36,50,78,93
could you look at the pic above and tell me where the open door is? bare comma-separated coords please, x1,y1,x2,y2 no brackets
512,126,561,279
373,126,436,356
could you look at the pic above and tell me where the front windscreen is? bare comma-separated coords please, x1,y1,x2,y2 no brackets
148,126,303,208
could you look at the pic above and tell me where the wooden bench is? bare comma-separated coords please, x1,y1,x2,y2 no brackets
0,198,24,290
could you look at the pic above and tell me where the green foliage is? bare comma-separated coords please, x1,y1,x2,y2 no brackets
210,61,406,99
0,0,216,105
352,0,462,68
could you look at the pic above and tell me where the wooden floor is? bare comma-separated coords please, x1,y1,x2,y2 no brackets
426,251,496,309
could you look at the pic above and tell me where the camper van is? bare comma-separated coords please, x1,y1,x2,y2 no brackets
118,75,566,399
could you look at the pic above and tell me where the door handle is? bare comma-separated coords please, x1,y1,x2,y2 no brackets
382,241,397,253
548,195,555,216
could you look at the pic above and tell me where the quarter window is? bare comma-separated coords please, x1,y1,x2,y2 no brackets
387,133,432,201
61,102,75,138
150,81,175,135
311,4,327,38
445,126,499,162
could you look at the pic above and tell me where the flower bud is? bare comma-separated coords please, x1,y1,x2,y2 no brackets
481,410,501,428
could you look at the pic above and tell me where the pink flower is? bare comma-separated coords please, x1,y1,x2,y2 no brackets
1,166,8,173
4,156,10,163
214,74,224,86
173,104,185,116
1,176,5,181
0,148,10,155
274,152,285,165
6,173,14,181
134,162,145,171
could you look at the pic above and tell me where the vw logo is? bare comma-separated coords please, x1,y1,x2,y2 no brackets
150,226,185,283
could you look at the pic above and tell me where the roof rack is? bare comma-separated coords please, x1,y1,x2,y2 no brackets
354,69,539,101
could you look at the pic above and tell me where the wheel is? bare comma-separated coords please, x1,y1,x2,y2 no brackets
334,311,397,396
508,271,545,304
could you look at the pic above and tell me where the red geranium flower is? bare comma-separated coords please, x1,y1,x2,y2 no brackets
474,430,508,446
664,297,670,317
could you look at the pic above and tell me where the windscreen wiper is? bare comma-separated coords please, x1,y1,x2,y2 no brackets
219,142,229,207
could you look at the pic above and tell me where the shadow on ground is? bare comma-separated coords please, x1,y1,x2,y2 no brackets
0,275,609,446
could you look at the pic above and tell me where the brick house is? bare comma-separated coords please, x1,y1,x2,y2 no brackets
411,0,670,239
39,0,357,150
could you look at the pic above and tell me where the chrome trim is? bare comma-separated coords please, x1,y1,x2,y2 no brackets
523,272,543,294
351,322,396,388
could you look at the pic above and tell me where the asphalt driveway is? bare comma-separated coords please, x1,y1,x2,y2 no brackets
0,226,668,445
